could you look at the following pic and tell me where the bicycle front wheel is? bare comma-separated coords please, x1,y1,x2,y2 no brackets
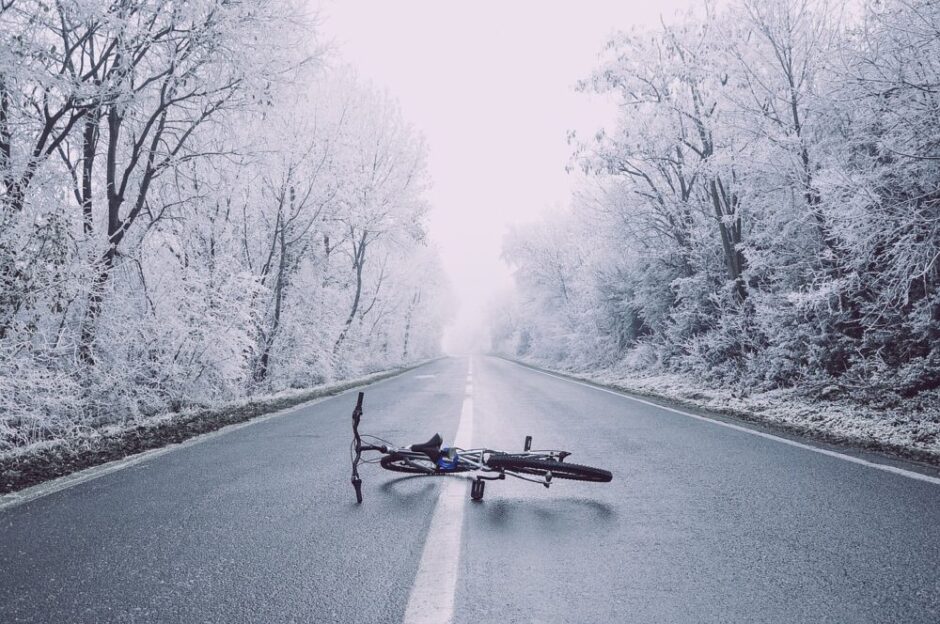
488,455,612,482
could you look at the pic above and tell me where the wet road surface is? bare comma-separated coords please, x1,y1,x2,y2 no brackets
2,356,938,623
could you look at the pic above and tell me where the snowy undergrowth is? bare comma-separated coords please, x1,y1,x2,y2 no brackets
510,357,940,465
488,0,940,461
0,360,435,493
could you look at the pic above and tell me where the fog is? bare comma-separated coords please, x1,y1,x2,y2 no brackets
321,0,697,352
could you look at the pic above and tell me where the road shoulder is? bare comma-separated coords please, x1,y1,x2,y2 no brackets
0,359,440,499
497,355,940,477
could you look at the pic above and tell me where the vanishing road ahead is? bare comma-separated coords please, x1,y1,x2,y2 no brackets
2,356,939,623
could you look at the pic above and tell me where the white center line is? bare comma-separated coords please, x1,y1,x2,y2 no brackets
402,362,474,624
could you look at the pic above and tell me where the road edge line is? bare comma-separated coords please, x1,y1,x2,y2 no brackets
0,361,437,512
503,358,940,486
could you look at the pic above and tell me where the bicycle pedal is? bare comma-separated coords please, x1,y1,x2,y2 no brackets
470,479,485,501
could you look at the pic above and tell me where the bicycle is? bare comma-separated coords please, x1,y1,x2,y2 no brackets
349,391,612,502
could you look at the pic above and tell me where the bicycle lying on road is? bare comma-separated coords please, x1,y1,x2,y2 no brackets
349,392,612,502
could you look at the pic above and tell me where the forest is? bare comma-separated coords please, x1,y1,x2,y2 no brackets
490,0,940,442
0,0,452,454
3,0,938,463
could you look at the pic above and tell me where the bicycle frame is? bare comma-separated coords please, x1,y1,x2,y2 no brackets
383,446,572,481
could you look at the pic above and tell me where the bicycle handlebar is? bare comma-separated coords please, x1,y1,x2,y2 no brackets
350,392,388,503
351,392,365,503
352,392,363,433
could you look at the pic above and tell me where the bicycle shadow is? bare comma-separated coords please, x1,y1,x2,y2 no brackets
350,476,617,533
376,474,444,503
469,496,617,533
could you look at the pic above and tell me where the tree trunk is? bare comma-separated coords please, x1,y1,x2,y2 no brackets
333,231,367,355
81,111,100,235
709,178,746,301
401,291,420,360
254,206,291,384
0,75,11,200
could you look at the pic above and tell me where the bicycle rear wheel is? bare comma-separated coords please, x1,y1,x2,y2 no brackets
487,455,612,482
380,452,472,474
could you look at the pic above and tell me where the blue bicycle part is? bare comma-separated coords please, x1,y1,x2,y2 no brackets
436,448,460,470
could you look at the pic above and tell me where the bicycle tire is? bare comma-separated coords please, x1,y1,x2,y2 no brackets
487,455,612,482
379,452,472,474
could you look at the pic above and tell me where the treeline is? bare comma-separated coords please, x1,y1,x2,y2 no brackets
0,0,452,451
492,0,939,402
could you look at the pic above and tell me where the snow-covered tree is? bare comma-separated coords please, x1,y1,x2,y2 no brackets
0,2,453,452
493,0,940,402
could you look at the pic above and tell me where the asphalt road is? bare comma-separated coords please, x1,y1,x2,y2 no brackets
1,356,938,623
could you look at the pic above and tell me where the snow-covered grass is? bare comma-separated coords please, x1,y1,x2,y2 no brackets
506,356,940,465
0,359,437,493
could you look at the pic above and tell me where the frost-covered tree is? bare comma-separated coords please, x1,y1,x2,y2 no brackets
493,0,940,402
0,2,452,452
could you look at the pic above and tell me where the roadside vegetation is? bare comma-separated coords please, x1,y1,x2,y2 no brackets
0,0,453,459
490,0,940,459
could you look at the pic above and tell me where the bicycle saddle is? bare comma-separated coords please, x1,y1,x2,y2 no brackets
410,433,443,462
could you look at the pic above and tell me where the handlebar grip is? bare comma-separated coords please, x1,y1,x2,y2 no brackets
352,477,363,504
356,392,364,410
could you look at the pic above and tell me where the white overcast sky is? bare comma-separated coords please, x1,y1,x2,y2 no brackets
317,1,694,351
